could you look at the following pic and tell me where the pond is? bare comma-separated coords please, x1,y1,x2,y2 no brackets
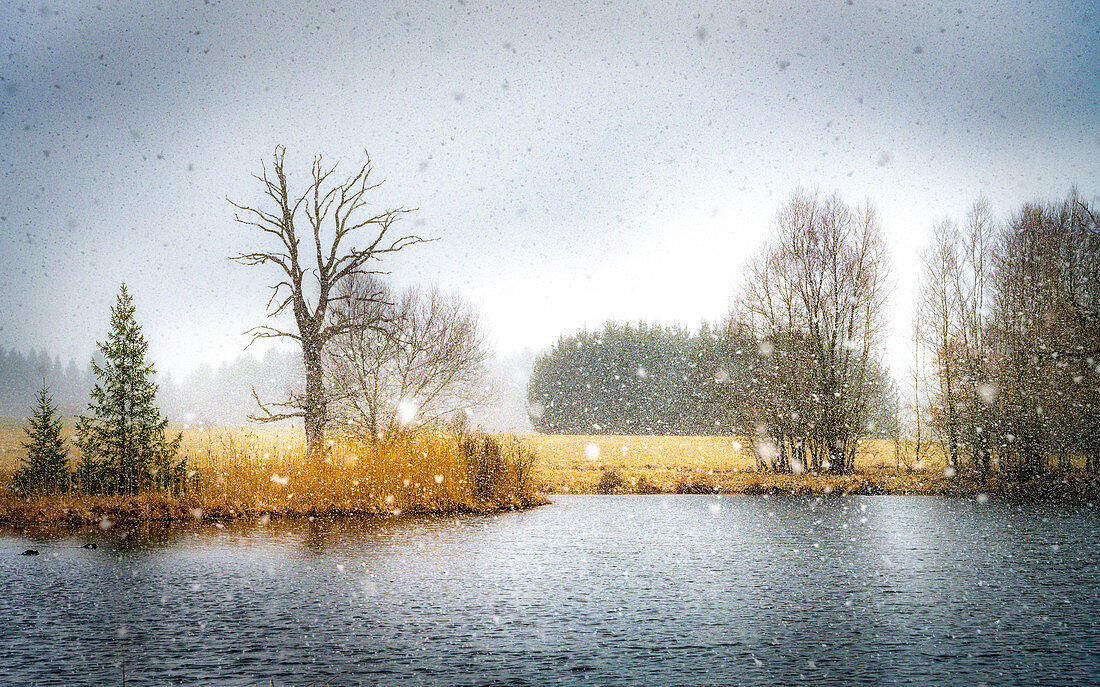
2,495,1099,686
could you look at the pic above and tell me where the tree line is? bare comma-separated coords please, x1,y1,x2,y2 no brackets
915,191,1099,480
530,188,1098,481
529,191,898,475
527,318,898,447
0,345,299,423
0,348,95,415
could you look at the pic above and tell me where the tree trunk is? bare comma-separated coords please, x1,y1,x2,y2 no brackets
974,426,992,482
944,353,959,470
303,337,327,458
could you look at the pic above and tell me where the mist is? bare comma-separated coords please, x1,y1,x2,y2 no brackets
0,0,1096,419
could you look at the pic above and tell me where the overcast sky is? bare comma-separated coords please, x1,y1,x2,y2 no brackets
1,0,1097,379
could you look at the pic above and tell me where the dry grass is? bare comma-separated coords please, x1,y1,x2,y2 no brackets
185,431,543,515
515,434,1099,498
517,434,944,494
0,421,1095,525
0,423,546,525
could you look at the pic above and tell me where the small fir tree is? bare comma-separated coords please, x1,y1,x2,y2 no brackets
11,381,69,495
74,284,184,495
73,449,108,495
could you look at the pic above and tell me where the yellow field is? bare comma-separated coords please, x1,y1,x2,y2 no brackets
517,433,952,494
0,420,937,481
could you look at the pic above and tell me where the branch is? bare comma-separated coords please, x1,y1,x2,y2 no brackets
1074,199,1097,232
247,387,305,423
266,280,295,311
229,251,293,275
329,233,433,286
243,325,301,348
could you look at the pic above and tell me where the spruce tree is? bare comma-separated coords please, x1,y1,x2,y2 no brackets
11,381,69,495
74,284,183,495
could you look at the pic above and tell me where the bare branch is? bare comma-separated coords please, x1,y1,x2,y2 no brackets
243,325,301,348
247,387,306,423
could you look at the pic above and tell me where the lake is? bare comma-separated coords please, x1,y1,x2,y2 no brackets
2,495,1099,686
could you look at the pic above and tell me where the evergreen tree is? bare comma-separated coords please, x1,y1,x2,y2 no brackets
528,321,740,435
74,284,184,495
11,381,69,495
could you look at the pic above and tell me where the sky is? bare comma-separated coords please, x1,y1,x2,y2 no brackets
0,0,1098,382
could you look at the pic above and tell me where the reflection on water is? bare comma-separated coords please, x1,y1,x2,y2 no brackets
2,496,1098,686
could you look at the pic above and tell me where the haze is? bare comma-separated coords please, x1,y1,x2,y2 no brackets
1,0,1097,380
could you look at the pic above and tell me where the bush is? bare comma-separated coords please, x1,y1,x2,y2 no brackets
461,433,540,506
508,444,537,499
464,435,506,501
675,479,720,494
596,469,625,494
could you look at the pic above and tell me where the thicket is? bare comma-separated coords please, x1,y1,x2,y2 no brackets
527,321,728,435
730,191,895,474
917,191,1099,480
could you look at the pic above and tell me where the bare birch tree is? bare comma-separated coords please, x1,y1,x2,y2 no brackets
229,147,426,457
955,199,996,478
919,218,962,469
912,316,926,470
915,200,998,477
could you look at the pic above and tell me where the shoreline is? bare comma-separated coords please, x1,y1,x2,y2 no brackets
0,493,551,529
4,469,1099,528
541,468,1100,499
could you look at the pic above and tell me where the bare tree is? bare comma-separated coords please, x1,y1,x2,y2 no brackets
733,190,892,474
990,203,1060,478
990,194,1100,478
326,273,490,442
904,315,927,472
915,200,998,478
229,147,426,456
955,199,996,478
1064,190,1100,348
919,218,962,469
1064,193,1100,472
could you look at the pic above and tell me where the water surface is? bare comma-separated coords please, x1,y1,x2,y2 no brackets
2,495,1099,685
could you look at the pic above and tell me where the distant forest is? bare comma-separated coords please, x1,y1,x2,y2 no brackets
0,346,300,425
527,321,899,438
0,345,534,432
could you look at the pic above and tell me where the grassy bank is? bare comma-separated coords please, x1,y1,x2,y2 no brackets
0,428,547,526
3,424,1096,526
517,434,1100,498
